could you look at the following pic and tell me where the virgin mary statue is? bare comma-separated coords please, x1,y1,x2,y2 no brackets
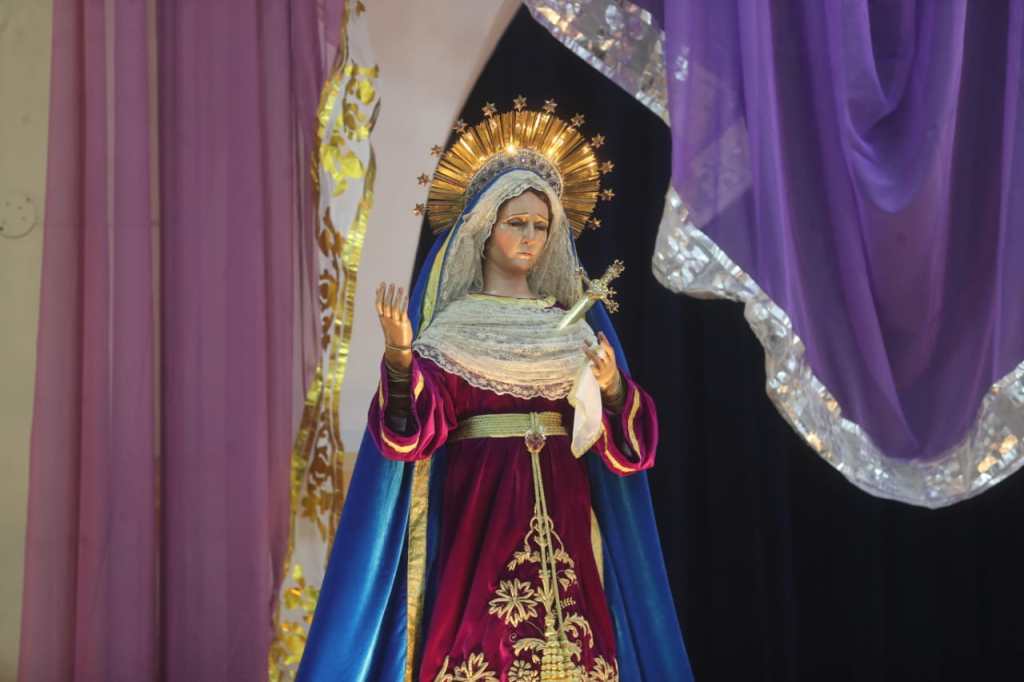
297,101,692,682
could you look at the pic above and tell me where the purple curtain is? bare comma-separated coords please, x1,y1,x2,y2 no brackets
20,1,333,679
19,2,157,679
639,0,1024,505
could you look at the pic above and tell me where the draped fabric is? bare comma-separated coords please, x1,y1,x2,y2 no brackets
529,0,1024,507
20,2,338,679
19,3,158,678
268,5,380,678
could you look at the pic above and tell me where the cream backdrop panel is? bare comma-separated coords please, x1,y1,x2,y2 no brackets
339,0,521,475
0,0,53,677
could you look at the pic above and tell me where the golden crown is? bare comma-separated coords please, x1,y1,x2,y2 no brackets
414,96,615,237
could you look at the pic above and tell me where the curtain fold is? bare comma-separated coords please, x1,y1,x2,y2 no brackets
20,1,340,679
268,3,381,678
19,1,157,679
155,2,324,678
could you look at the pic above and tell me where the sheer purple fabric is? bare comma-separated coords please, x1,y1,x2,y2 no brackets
526,0,1024,503
654,1,1024,464
19,3,158,679
20,2,332,679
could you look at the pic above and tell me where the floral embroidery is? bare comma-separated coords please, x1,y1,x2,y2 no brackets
436,652,618,682
489,491,611,679
433,652,499,682
587,657,619,681
508,659,540,682
488,579,540,627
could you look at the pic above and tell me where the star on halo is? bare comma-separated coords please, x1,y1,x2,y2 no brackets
570,113,585,128
453,119,468,133
542,99,558,114
599,161,614,175
430,145,443,156
590,134,606,149
600,188,615,201
588,217,603,229
417,173,430,186
482,102,497,118
513,95,527,111
413,203,426,216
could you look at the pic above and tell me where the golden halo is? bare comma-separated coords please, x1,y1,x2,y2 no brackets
423,101,610,237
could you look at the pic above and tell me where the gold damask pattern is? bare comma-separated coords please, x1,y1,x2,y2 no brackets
268,1,380,679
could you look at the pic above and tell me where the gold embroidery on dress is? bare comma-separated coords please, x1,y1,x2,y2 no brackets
586,658,619,682
434,653,618,682
509,659,541,682
433,416,619,681
433,653,499,682
501,418,618,681
489,579,540,627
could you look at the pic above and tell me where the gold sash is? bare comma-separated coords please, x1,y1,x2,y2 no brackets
449,411,567,442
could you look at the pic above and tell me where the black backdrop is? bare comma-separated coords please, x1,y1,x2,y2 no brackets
411,10,1024,681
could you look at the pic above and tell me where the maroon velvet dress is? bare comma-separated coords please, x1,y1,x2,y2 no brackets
368,354,658,682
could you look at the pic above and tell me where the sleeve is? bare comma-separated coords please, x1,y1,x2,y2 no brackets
592,373,659,476
367,355,457,462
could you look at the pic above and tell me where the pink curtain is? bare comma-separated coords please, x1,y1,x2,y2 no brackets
20,1,335,679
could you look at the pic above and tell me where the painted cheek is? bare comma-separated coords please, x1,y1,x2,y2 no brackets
497,230,520,258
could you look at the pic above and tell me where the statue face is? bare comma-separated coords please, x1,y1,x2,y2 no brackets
484,190,551,276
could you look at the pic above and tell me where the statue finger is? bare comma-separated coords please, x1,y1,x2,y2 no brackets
387,284,399,316
394,287,405,320
392,286,403,319
375,283,385,316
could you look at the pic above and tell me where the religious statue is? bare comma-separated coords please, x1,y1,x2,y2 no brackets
298,99,691,682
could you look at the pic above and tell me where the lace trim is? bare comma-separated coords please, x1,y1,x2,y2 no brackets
415,345,575,401
414,296,595,401
467,293,558,307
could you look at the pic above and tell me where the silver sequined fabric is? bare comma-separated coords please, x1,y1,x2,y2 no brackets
524,0,668,123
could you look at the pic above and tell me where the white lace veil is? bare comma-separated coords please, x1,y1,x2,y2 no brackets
433,169,583,318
